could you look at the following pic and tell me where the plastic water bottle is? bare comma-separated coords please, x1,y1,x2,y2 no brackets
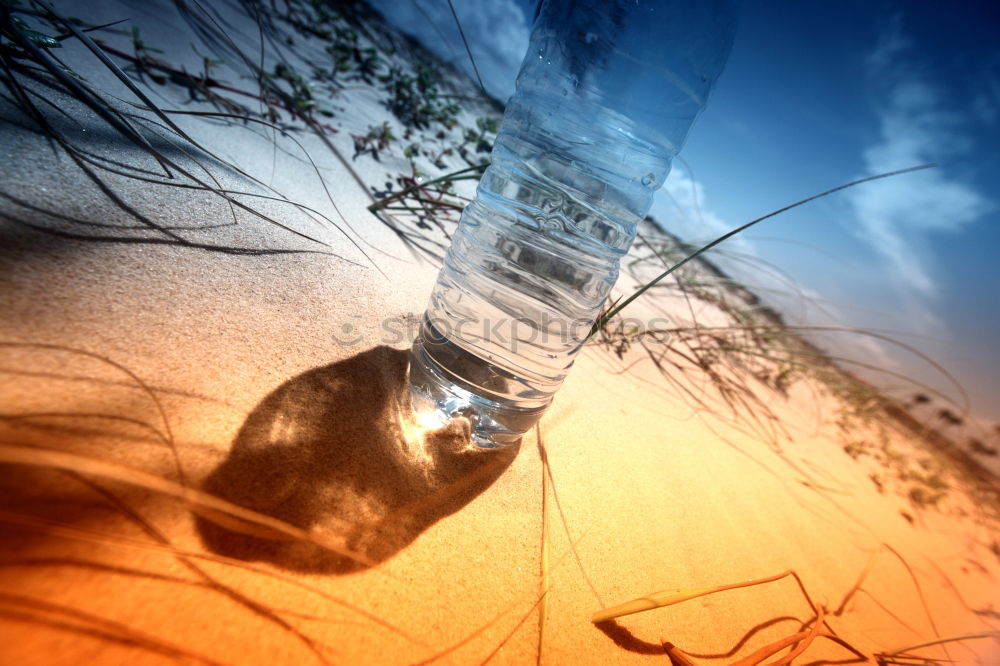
409,0,739,447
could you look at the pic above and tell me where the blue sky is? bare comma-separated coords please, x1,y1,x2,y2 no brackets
369,1,999,421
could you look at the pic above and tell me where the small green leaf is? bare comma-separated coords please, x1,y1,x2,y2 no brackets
11,16,61,48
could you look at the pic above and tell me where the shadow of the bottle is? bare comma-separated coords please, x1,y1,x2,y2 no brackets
195,346,519,573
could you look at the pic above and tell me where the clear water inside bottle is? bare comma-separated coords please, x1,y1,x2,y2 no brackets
408,0,737,447
408,97,671,447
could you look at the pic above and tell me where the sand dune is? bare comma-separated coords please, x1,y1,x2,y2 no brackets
1,1,998,663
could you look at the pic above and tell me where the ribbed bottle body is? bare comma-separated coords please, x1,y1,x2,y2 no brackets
409,0,738,446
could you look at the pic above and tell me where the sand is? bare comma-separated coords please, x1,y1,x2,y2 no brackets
1,1,998,664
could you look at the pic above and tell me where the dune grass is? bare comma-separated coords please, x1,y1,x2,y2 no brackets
1,1,997,664
589,543,1000,664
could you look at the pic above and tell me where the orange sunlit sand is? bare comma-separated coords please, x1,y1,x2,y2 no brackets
0,1,998,664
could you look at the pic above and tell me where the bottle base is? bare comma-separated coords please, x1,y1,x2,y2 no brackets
408,340,548,448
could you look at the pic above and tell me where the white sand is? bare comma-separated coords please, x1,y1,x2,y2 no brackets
0,1,998,664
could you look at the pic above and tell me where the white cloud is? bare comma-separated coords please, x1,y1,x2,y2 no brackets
656,166,732,241
651,162,762,278
864,13,909,71
971,72,1000,126
846,26,991,297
